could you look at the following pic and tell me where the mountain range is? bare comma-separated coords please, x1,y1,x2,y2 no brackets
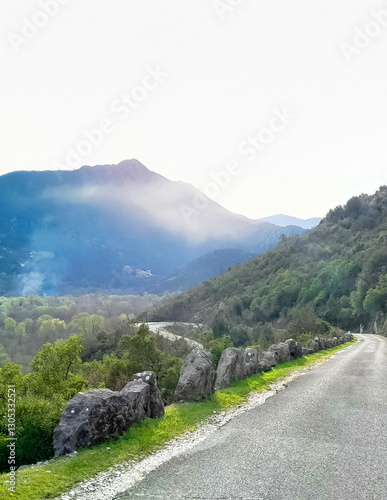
0,159,306,296
258,214,321,229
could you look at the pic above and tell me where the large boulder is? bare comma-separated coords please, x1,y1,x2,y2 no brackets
308,340,319,353
332,337,338,346
132,371,164,418
258,350,277,371
269,343,292,364
244,348,260,377
285,339,303,359
174,348,216,401
325,338,333,349
338,336,344,344
215,348,246,390
315,337,326,350
54,380,153,456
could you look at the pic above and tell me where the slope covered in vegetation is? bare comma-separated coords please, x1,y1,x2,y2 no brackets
0,324,186,472
153,186,387,341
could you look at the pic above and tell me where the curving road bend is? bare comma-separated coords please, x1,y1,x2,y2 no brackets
116,334,387,500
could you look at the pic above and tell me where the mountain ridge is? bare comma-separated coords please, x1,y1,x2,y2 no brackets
259,214,322,229
0,160,305,296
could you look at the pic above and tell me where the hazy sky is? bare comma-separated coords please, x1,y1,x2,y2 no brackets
1,0,387,219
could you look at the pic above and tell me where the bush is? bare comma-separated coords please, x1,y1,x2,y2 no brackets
0,395,65,471
292,333,314,347
199,330,233,368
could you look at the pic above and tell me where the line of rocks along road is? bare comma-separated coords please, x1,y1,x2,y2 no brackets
59,337,364,500
114,334,387,500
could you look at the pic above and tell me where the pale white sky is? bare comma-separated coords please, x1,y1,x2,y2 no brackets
1,0,387,219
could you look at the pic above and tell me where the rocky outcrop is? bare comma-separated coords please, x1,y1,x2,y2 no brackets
285,339,303,359
308,340,319,353
53,377,160,456
314,337,326,350
132,371,164,418
215,348,246,390
269,343,292,364
258,350,277,371
174,348,216,401
244,348,260,377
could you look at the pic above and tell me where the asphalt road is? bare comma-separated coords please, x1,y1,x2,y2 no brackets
116,334,387,500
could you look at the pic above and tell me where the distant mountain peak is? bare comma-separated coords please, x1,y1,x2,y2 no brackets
259,214,322,230
76,159,166,185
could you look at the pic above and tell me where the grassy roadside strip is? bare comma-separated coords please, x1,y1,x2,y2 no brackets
0,339,356,500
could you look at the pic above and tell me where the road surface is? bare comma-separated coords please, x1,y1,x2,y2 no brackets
116,334,387,500
144,322,203,349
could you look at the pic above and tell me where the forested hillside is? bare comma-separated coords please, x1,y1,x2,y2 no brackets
153,186,387,340
0,294,166,368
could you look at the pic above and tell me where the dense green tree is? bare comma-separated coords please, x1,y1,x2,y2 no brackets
70,313,105,340
363,274,387,315
38,318,66,338
0,345,10,367
27,336,87,398
4,317,16,332
200,329,233,367
119,324,163,373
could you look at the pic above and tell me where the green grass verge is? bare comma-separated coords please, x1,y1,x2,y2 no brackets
0,339,355,500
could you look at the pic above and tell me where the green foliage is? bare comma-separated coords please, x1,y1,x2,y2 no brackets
0,294,163,370
38,318,66,338
28,336,87,399
70,314,105,340
0,345,10,367
157,356,183,403
199,329,233,367
363,274,387,315
117,325,183,403
81,354,134,391
154,186,387,332
287,307,330,337
0,322,186,472
119,324,163,373
0,396,65,471
0,362,66,471
4,317,16,332
291,333,314,347
0,363,24,399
